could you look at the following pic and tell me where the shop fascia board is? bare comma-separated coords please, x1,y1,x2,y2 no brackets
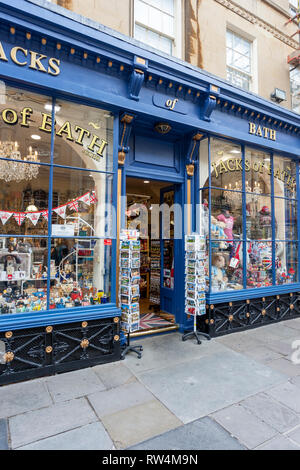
1,0,300,133
0,304,121,333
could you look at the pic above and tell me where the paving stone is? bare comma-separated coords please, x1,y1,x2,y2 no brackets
45,368,106,402
241,393,300,433
136,350,285,424
0,380,52,419
124,332,228,374
266,357,300,378
290,375,300,388
102,400,182,449
286,425,300,446
93,362,136,389
242,346,283,364
284,319,300,331
212,404,277,449
16,422,114,450
215,333,262,353
256,435,300,450
9,397,97,449
0,420,8,450
264,339,295,356
265,382,300,414
88,381,154,419
130,417,246,450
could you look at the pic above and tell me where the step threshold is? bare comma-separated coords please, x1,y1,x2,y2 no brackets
130,324,179,338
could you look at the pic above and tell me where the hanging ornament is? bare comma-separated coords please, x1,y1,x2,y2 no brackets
78,192,91,206
53,204,67,219
90,191,97,205
0,211,12,225
26,212,41,226
13,212,26,226
41,210,49,221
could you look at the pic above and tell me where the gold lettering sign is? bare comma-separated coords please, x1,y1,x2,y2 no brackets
249,122,276,141
212,158,296,191
165,98,178,111
0,40,60,76
0,107,108,159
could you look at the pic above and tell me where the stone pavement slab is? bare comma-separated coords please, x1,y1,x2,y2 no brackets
284,319,300,331
102,399,182,450
17,422,114,450
286,425,300,446
0,380,52,419
265,357,300,377
240,392,300,433
92,362,136,389
9,397,97,449
124,333,228,374
129,416,246,450
241,345,283,364
45,368,106,403
265,381,300,414
255,435,300,450
212,404,277,449
0,420,8,450
136,350,285,423
263,338,295,357
87,381,154,418
291,375,300,388
214,331,263,353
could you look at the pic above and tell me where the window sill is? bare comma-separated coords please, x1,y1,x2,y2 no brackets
206,283,300,304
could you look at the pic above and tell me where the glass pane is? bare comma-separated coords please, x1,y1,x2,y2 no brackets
0,237,48,314
53,100,113,172
198,188,209,237
246,195,272,240
275,198,298,240
245,147,271,196
50,238,111,309
276,241,298,285
199,138,209,189
273,155,296,199
51,168,113,238
163,240,174,288
0,83,51,164
211,138,242,189
247,240,273,288
0,164,50,236
211,189,243,238
211,240,243,292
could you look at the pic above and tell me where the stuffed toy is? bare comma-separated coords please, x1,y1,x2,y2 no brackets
211,253,228,284
211,216,228,249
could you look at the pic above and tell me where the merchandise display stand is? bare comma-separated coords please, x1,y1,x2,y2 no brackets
182,234,211,344
119,229,143,359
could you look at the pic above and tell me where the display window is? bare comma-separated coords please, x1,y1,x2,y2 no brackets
198,136,299,294
0,82,115,317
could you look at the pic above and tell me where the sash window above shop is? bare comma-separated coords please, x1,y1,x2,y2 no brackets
226,30,253,92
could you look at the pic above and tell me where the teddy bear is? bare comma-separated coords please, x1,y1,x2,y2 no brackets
211,216,228,250
211,253,228,291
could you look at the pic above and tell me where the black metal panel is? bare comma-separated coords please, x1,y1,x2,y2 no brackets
0,317,120,386
203,292,300,337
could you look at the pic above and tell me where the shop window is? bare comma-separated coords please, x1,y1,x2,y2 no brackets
226,30,253,91
134,0,182,58
198,137,299,295
290,66,300,114
0,82,115,317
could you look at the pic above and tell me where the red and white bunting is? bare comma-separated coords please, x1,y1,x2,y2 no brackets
26,212,41,226
41,210,49,221
53,204,67,220
78,192,91,206
68,199,79,212
13,212,26,226
90,191,98,205
0,211,12,225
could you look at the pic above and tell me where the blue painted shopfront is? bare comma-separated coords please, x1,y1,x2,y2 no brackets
0,0,299,359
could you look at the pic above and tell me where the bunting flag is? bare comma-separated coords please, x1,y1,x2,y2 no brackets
0,191,96,226
78,192,91,206
41,210,49,221
13,212,26,226
26,212,41,226
53,205,67,220
90,191,98,205
68,199,79,212
0,211,12,225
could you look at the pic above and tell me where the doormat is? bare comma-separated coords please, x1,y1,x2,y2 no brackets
139,313,174,330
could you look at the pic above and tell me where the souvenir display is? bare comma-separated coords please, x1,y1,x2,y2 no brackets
185,234,207,317
149,239,160,306
119,230,141,333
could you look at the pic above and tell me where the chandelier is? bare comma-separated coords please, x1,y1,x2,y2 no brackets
0,141,40,182
223,180,263,205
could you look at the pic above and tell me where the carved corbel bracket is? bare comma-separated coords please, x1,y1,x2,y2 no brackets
186,131,204,177
200,84,220,122
118,112,136,165
128,56,148,101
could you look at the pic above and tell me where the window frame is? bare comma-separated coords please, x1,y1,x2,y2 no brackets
226,28,255,93
0,80,119,326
